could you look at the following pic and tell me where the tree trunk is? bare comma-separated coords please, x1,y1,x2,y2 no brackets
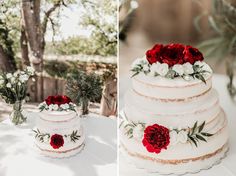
81,99,89,115
0,44,16,72
100,79,117,117
20,26,30,68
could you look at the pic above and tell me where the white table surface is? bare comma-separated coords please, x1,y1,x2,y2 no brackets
119,74,236,176
0,113,117,176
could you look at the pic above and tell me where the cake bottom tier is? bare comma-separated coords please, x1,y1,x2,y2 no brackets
120,142,229,175
35,126,85,158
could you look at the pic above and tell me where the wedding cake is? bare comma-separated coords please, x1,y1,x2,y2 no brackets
120,43,229,174
33,95,85,158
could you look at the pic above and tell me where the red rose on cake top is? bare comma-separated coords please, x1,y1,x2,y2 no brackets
146,43,204,66
45,95,72,106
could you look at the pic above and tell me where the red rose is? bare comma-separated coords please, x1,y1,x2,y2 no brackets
50,134,64,149
146,44,163,64
183,45,204,64
44,95,72,105
142,124,170,154
45,96,54,105
160,43,185,66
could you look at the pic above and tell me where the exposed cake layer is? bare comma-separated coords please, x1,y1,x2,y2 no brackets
35,126,85,156
36,115,80,134
132,72,212,100
39,110,77,122
120,110,228,160
121,142,228,175
124,88,220,128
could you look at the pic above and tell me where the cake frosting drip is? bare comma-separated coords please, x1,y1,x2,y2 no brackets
121,43,229,174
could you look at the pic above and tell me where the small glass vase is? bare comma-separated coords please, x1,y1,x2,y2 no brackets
10,100,26,125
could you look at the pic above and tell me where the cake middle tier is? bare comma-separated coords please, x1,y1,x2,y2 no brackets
124,88,220,128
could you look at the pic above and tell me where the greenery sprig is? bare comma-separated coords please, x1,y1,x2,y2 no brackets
33,129,81,143
187,121,213,147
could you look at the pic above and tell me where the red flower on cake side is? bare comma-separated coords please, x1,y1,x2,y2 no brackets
50,134,64,149
142,124,170,154
45,95,72,105
145,43,204,66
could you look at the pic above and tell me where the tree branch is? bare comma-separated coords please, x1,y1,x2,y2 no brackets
41,0,62,35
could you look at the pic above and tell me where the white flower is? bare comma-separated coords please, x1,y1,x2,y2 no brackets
13,72,18,77
48,104,54,111
172,64,184,76
178,130,188,143
10,77,15,83
6,73,12,79
183,62,194,75
133,124,144,139
131,58,148,69
202,63,212,73
61,103,69,110
19,74,29,83
194,61,212,73
6,83,11,88
26,66,35,75
18,82,21,86
52,104,59,110
0,79,4,85
142,64,150,72
170,130,178,146
149,62,160,76
157,63,169,76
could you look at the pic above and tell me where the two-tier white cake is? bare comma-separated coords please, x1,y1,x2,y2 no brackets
120,43,229,175
34,95,85,158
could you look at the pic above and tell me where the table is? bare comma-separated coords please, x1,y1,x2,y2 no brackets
119,74,236,176
0,113,117,176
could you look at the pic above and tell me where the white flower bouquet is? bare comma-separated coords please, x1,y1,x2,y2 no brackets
0,66,35,125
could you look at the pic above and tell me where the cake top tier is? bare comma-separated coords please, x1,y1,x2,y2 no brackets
38,95,77,112
131,43,212,84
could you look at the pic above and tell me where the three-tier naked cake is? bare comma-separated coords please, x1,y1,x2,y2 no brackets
120,43,229,174
34,95,85,158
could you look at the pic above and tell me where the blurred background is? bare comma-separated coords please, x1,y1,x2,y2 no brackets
0,0,117,119
119,0,236,90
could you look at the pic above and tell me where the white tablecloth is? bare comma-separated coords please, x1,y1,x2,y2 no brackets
0,113,117,176
119,74,236,176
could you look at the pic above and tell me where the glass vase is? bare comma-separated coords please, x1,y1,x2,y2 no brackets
10,100,26,125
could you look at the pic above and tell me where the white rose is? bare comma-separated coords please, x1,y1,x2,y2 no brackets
183,62,194,75
149,62,161,76
194,61,203,67
142,64,150,72
178,130,188,144
170,130,178,146
156,63,169,76
131,58,147,69
18,82,21,86
48,104,54,111
6,73,12,79
172,64,184,76
19,74,29,82
132,124,144,139
202,63,212,73
6,83,11,88
52,104,59,110
62,103,69,109
13,72,18,77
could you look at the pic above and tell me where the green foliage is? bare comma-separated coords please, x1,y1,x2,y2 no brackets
66,70,103,114
79,0,117,56
44,60,70,78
